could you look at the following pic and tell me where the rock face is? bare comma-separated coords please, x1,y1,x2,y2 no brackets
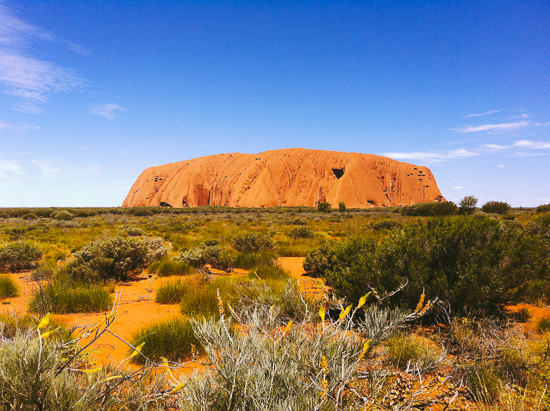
122,148,445,208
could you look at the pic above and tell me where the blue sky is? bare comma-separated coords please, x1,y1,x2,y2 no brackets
0,0,549,207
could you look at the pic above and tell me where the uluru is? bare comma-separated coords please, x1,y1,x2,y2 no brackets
122,148,445,209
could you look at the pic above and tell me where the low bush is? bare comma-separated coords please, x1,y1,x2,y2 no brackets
536,316,550,334
317,201,332,213
175,243,221,268
400,201,458,216
51,210,74,220
21,213,38,220
232,232,275,253
314,217,550,309
536,203,550,213
482,201,512,215
180,277,243,319
370,219,403,231
66,236,168,282
289,226,314,239
117,225,145,237
0,275,19,299
303,242,337,276
0,241,42,272
129,317,202,364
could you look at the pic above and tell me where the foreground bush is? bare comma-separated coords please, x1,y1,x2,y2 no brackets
66,236,168,282
0,319,175,409
289,226,315,239
156,279,195,304
0,275,19,299
0,241,42,272
129,317,202,364
311,217,550,309
176,242,222,268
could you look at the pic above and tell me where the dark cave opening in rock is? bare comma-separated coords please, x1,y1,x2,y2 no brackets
332,168,344,179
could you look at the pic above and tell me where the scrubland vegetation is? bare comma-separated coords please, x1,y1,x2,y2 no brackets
1,201,550,409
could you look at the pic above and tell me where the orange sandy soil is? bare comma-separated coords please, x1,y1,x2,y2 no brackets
0,257,326,374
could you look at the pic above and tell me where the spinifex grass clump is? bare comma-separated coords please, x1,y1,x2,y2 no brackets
29,278,114,315
156,279,196,304
0,275,19,299
129,317,202,364
148,258,194,277
231,250,276,269
247,264,290,281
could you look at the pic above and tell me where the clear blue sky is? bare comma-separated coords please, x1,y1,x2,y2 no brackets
1,0,549,207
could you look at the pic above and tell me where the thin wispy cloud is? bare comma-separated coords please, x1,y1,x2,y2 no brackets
452,121,529,133
483,144,508,150
0,4,85,104
513,140,550,149
32,159,102,177
464,110,499,118
90,103,127,119
0,159,25,178
382,148,479,162
511,113,529,119
0,119,40,133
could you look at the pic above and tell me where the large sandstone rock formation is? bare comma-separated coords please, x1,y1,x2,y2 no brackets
122,148,445,208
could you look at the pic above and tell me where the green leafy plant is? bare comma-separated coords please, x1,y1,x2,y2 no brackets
0,241,43,272
317,201,332,213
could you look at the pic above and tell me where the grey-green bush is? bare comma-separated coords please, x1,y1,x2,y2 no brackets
0,241,42,272
66,236,168,282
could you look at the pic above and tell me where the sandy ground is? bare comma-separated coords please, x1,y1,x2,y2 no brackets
0,257,324,373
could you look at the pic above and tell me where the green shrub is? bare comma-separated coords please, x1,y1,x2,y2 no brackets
175,244,222,268
516,308,531,323
51,210,74,220
536,316,550,334
536,204,550,213
66,236,168,282
400,201,458,216
180,277,242,319
482,201,512,215
0,241,42,272
232,233,275,253
289,226,315,239
317,201,332,213
132,208,154,217
21,213,38,220
317,217,550,309
370,220,403,231
303,242,337,276
0,275,19,299
156,279,194,304
117,225,145,237
129,317,202,364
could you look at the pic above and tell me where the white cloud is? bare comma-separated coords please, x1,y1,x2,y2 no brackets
31,159,61,176
383,148,479,162
453,186,463,189
513,140,550,149
534,122,550,126
0,159,25,178
483,144,509,150
511,113,529,119
464,110,499,118
452,121,529,133
498,164,505,168
90,103,127,119
0,4,85,104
